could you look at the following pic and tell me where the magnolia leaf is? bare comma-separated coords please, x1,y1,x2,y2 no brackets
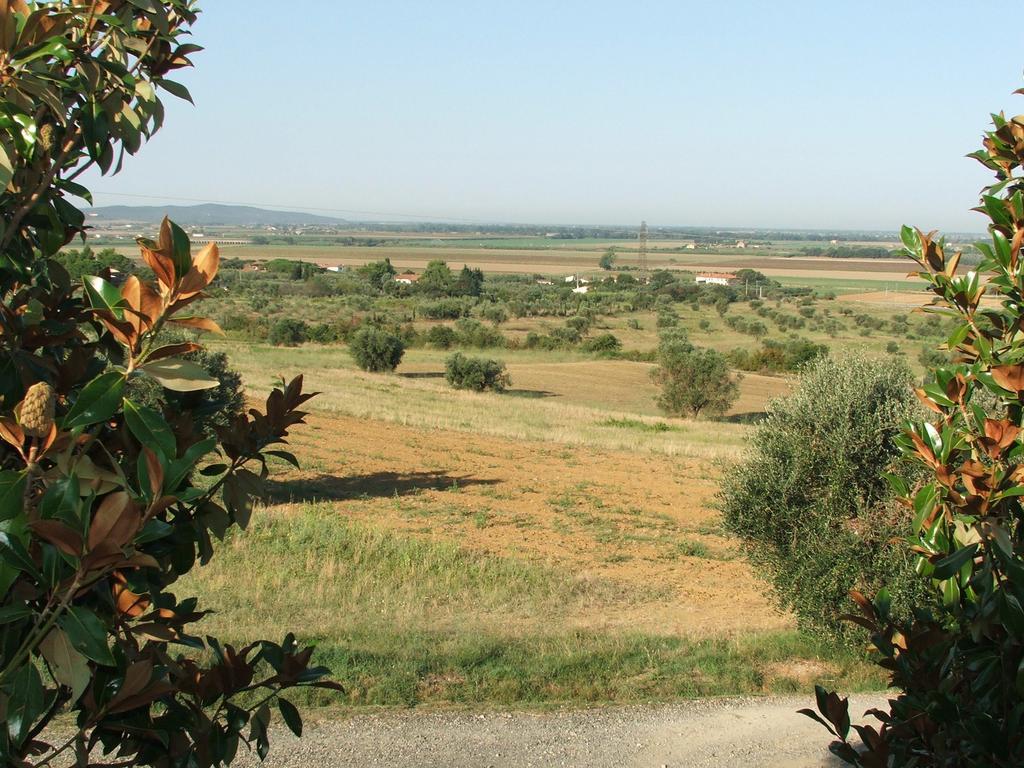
59,606,115,666
157,78,193,103
123,399,176,458
169,315,224,335
0,470,26,523
39,628,90,701
84,275,127,317
62,372,126,429
141,357,218,392
278,698,302,736
0,141,12,191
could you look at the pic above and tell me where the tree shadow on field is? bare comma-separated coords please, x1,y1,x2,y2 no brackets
398,371,445,379
264,471,501,503
722,411,768,425
503,389,558,399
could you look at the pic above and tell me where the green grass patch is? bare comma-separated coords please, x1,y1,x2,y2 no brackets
598,417,677,433
181,504,883,710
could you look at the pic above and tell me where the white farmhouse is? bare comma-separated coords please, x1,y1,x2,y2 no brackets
393,271,418,285
695,272,738,287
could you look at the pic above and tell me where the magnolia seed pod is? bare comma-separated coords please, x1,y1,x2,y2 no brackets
38,122,57,153
20,382,55,438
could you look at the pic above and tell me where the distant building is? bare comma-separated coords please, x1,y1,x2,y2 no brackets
536,279,554,285
394,271,419,285
735,240,747,249
695,272,738,287
326,265,343,273
571,285,590,294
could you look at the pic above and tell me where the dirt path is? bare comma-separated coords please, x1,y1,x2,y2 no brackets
237,695,886,767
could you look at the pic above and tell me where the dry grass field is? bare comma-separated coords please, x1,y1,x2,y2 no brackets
181,351,883,707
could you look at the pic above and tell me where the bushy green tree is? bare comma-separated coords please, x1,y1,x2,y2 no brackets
268,318,309,346
651,333,738,418
425,325,457,349
357,258,396,291
454,264,484,296
721,356,926,638
417,259,454,296
349,328,405,372
53,246,134,280
445,353,511,392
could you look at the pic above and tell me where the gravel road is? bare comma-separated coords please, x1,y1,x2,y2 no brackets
237,695,887,768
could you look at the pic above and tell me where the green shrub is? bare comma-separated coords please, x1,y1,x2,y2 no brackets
268,318,309,346
656,311,679,328
481,304,509,325
425,324,458,349
728,337,828,372
454,318,506,348
720,355,925,639
651,338,738,418
349,328,406,372
444,353,511,391
580,333,622,355
309,322,343,344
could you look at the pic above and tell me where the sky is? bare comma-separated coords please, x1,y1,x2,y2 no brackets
83,1,1024,232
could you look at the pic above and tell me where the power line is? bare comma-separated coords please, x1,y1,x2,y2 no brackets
638,220,648,274
89,190,488,224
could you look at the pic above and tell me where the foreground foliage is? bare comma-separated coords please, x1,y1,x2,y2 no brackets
0,3,336,765
808,87,1024,766
722,356,925,640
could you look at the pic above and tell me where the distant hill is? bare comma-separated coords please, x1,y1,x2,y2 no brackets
89,203,349,227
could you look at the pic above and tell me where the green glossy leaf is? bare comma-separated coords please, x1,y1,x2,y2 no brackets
62,372,126,429
123,398,176,458
165,219,193,281
59,606,115,666
6,662,45,747
157,78,193,103
0,471,26,523
932,544,979,580
83,275,126,317
0,604,31,624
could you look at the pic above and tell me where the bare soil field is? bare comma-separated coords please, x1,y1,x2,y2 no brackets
269,409,789,637
208,244,916,281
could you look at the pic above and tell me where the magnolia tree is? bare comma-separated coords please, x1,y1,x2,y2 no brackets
806,86,1024,765
0,3,336,766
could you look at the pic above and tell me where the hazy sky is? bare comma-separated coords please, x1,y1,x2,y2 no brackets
83,1,1022,232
